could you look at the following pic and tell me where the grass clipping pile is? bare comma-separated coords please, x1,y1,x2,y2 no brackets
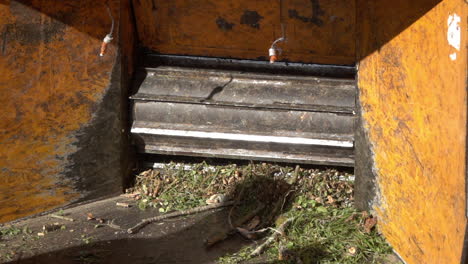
127,163,392,263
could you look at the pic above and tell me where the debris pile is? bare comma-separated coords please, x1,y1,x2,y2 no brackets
125,162,392,263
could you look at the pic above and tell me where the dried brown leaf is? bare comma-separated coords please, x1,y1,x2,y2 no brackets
236,227,256,240
363,216,377,233
246,216,261,230
344,213,358,223
86,213,94,221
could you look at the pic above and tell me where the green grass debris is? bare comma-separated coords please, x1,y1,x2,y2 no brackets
128,162,392,263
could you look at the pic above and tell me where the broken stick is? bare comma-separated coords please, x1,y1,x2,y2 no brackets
205,203,265,247
250,217,294,257
127,201,234,234
50,214,74,222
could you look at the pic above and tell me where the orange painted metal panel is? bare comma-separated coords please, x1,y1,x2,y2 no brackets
357,0,467,263
133,0,356,65
0,0,120,223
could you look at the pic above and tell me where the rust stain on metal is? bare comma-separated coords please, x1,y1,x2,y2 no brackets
216,17,235,31
0,0,118,223
132,0,356,65
240,10,263,29
1,26,8,55
288,0,325,26
357,0,467,263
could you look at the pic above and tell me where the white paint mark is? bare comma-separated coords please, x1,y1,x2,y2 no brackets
448,13,461,60
234,79,287,86
132,127,354,148
450,52,457,61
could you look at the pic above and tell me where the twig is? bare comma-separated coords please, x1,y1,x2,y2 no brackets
250,217,294,257
116,202,131,208
280,189,294,213
236,226,281,238
236,203,265,227
291,165,301,185
205,203,265,247
127,201,234,234
50,214,74,222
262,197,283,228
152,179,161,197
105,220,122,230
164,178,180,192
228,182,247,229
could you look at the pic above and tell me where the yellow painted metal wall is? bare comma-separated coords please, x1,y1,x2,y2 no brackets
357,0,467,262
133,0,356,65
0,0,122,223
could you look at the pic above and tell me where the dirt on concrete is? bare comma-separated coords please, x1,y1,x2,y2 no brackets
0,163,403,264
0,196,248,264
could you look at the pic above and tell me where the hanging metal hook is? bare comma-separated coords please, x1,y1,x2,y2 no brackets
269,0,287,63
269,23,286,64
100,4,115,57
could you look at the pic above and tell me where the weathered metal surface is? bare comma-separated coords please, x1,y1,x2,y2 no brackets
132,103,354,138
133,127,355,166
132,67,356,113
120,0,138,188
133,0,356,65
0,0,127,223
356,0,466,263
131,66,355,166
121,0,137,77
144,54,357,78
138,138,355,166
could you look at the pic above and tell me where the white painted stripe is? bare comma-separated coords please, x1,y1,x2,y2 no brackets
131,127,353,148
233,79,287,86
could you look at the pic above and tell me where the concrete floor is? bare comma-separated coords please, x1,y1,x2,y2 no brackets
0,196,249,264
0,195,403,264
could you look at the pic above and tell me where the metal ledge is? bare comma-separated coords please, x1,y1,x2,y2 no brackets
144,53,356,78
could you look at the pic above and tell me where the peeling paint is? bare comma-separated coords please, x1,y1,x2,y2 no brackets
447,13,461,61
448,13,461,50
450,52,457,60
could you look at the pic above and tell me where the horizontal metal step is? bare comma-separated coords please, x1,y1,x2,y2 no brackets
132,67,356,114
132,102,355,138
141,145,355,167
144,53,356,78
131,127,353,148
130,65,356,166
132,129,354,167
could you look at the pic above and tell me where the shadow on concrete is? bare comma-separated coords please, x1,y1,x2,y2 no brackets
6,237,331,264
4,168,326,264
7,228,246,264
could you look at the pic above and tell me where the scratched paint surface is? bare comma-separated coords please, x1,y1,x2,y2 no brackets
0,0,118,223
133,0,356,65
358,0,467,263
